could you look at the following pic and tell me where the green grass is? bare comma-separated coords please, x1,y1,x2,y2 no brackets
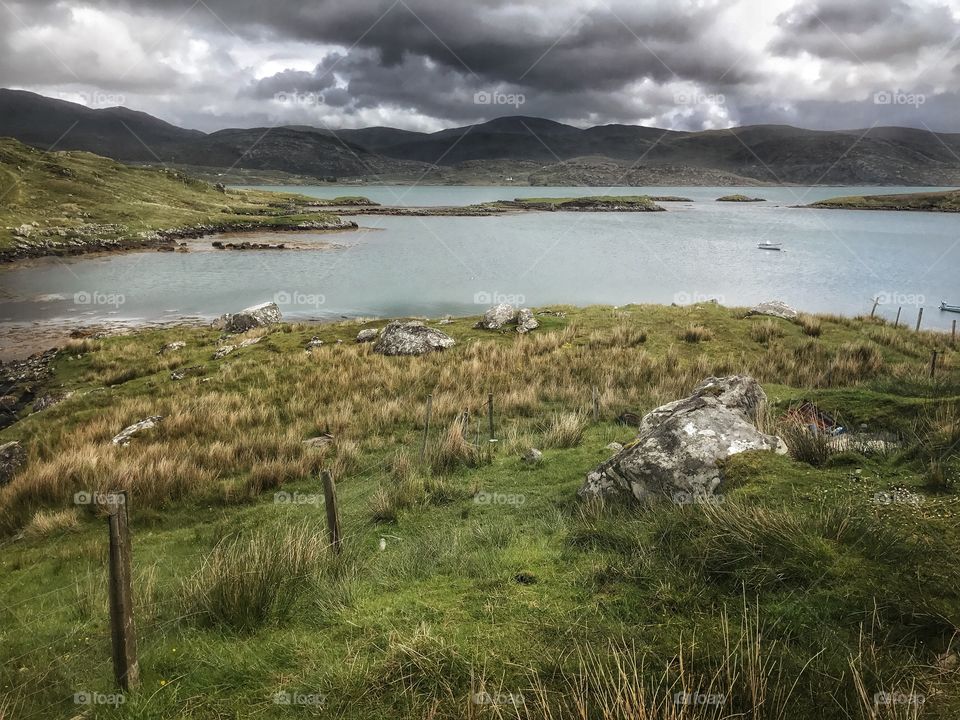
491,195,665,211
0,138,344,253
1,304,959,718
809,189,960,212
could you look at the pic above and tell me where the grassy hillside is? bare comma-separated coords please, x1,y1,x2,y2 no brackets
0,137,346,256
1,304,959,718
809,189,960,212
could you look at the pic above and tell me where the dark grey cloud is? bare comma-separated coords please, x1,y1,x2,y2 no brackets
0,0,958,132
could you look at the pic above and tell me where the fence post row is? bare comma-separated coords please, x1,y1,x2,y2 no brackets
321,470,342,554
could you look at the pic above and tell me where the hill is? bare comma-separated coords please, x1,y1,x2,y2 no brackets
0,138,352,260
4,89,960,185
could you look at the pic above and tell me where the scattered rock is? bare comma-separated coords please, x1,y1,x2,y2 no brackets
32,392,71,412
579,376,784,503
515,307,539,334
305,336,324,350
219,302,282,333
606,442,624,452
521,448,543,464
214,182,226,193
356,328,379,343
475,304,540,333
0,440,25,486
616,411,642,427
213,345,235,360
112,416,163,446
170,366,203,381
237,337,262,348
157,340,186,355
746,300,799,321
475,303,518,330
373,321,455,356
302,434,335,448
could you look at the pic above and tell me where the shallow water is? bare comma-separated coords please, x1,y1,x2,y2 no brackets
1,185,957,333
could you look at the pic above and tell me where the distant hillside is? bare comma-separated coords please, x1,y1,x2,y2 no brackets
3,89,960,185
0,138,347,260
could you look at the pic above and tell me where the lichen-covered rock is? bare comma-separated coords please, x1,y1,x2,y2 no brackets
746,300,798,321
356,328,379,343
475,304,517,330
305,336,324,350
522,448,543,464
112,416,163,446
373,321,455,356
220,302,282,333
475,304,540,333
579,376,784,503
158,341,186,355
213,345,235,360
516,308,539,334
0,441,25,485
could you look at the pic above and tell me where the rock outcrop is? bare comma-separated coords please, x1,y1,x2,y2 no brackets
373,321,455,356
475,304,540,333
356,328,379,343
218,302,282,333
746,301,798,321
112,416,163,446
579,376,784,503
0,441,25,485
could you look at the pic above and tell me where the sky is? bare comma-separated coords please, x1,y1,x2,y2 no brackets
0,0,958,133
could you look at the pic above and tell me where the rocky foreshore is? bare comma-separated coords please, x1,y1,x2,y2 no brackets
0,216,358,263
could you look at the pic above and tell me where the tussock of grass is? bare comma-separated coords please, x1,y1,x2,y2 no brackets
23,508,80,538
183,522,327,631
681,324,714,343
750,319,786,344
541,411,588,448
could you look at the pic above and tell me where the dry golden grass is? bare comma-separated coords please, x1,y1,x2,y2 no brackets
22,508,80,538
681,324,714,343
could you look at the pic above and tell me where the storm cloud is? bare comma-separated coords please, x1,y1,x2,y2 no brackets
0,0,957,132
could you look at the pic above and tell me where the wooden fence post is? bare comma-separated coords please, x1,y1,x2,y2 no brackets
487,393,495,441
870,298,880,317
915,307,923,332
321,470,342,554
419,394,432,463
894,307,901,328
591,386,600,423
930,350,938,380
106,490,139,692
953,320,957,344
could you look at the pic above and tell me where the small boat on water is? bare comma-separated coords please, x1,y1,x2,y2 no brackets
941,301,960,313
758,241,782,251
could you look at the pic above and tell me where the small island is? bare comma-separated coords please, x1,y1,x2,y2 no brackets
489,195,665,212
716,194,766,202
807,189,960,212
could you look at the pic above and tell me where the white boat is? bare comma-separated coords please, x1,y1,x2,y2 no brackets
941,301,960,313
758,241,782,251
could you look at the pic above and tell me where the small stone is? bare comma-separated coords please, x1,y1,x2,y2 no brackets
213,345,235,360
606,442,624,452
305,336,324,350
157,341,186,355
521,448,543,464
112,416,163,446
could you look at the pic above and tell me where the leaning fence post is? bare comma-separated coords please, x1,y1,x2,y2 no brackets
321,470,342,554
894,307,901,328
915,307,923,332
419,394,433,463
105,490,139,692
870,298,880,317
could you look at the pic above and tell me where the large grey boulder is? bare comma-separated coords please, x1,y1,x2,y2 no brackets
220,302,282,333
746,300,798,321
0,441,24,486
476,304,518,330
373,321,455,356
578,376,784,503
475,304,539,333
356,328,379,343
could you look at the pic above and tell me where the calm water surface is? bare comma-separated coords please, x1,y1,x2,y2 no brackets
1,185,957,332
